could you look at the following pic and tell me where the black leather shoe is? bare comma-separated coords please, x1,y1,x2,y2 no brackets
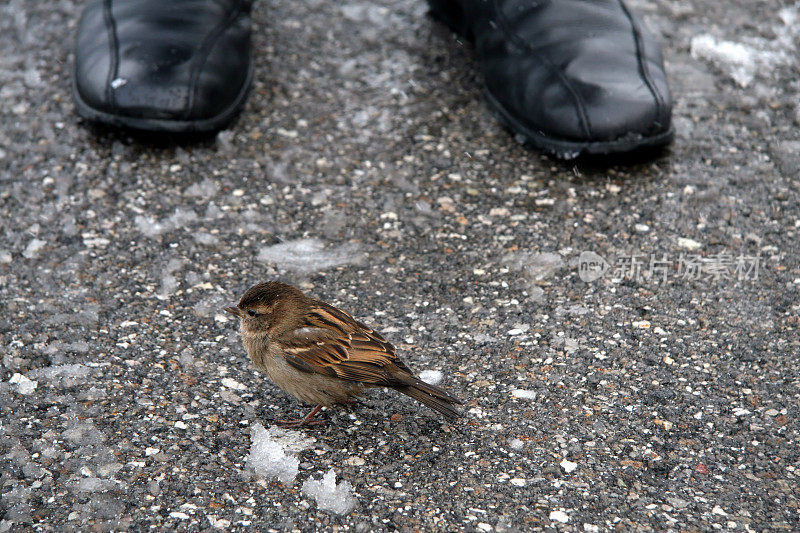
429,0,673,158
73,0,253,133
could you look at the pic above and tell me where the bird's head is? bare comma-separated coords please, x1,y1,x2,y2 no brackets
223,281,309,337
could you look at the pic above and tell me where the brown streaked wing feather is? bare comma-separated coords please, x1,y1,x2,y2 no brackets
281,327,351,369
280,304,407,385
304,301,357,334
304,302,398,361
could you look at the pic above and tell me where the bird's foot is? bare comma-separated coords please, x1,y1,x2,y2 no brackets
276,404,325,428
276,418,326,428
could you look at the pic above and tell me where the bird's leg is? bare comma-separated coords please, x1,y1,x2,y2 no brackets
277,404,325,428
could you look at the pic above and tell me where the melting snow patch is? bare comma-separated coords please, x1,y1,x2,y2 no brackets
67,476,122,493
184,178,219,199
245,422,315,484
29,364,92,388
135,215,167,238
419,370,443,385
502,251,565,281
135,209,199,239
302,469,357,515
690,6,799,88
63,419,107,446
257,238,363,274
509,438,525,450
158,258,185,299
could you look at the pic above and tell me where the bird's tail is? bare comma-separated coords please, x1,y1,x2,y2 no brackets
397,379,463,420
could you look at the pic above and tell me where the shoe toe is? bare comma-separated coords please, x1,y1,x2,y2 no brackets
486,41,671,145
475,0,673,153
561,47,672,142
73,0,251,131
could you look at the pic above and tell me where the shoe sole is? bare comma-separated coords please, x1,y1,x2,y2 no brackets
428,0,674,159
72,62,254,134
484,88,675,159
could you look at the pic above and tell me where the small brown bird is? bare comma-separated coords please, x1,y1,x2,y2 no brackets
224,281,462,427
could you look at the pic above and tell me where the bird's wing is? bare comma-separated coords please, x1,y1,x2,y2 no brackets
278,301,415,385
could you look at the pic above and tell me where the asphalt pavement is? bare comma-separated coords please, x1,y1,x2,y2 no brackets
1,0,799,531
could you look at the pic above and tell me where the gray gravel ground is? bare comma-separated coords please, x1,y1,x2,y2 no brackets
2,0,799,531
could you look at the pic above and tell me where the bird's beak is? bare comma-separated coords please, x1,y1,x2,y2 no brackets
223,305,240,317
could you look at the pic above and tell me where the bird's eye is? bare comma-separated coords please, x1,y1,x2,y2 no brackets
247,309,257,317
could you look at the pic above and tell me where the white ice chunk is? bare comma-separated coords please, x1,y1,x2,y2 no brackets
247,432,299,484
22,238,46,258
560,459,578,473
9,373,37,395
257,238,363,274
302,469,357,515
221,377,246,391
419,370,443,385
676,237,702,250
511,389,537,400
245,423,315,484
507,324,530,336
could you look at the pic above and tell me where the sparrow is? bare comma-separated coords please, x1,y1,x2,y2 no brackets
224,281,462,427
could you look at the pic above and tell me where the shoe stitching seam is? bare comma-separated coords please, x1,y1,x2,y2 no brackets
184,1,245,121
491,0,593,139
102,0,120,110
617,0,666,129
